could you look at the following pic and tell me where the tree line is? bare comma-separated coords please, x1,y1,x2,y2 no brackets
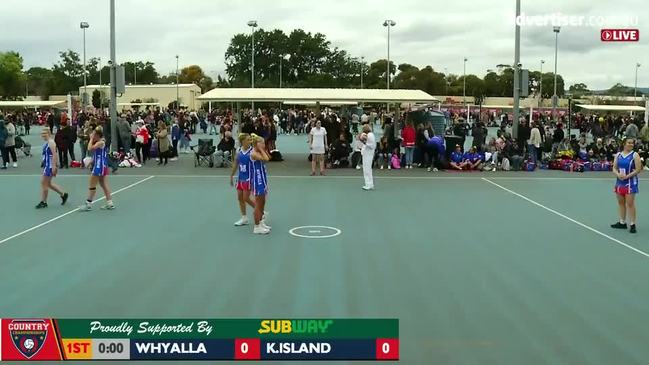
0,28,644,101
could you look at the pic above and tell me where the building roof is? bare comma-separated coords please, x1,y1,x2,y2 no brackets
0,100,66,107
83,84,200,89
198,88,439,103
576,104,646,112
282,100,358,106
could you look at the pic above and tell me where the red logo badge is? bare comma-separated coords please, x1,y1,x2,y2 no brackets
601,29,639,42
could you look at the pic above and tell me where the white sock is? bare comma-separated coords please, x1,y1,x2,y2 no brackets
630,222,635,226
620,220,626,224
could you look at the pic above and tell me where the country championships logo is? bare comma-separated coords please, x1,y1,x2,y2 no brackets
8,319,50,359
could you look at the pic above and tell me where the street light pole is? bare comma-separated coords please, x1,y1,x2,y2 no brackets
80,21,89,108
247,20,258,114
463,57,468,106
539,59,545,108
175,55,179,109
98,57,102,109
134,64,137,85
512,0,521,137
108,0,118,152
360,56,365,89
383,19,396,114
634,62,641,104
552,26,561,122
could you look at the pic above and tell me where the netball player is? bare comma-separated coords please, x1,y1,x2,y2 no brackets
250,134,271,235
611,138,643,233
79,127,114,211
36,128,68,209
230,133,256,226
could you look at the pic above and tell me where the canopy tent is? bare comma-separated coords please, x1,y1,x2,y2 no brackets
0,100,66,108
117,102,160,107
576,104,646,112
282,100,358,106
198,88,438,103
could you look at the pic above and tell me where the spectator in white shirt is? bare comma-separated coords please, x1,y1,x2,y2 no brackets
360,124,376,190
308,119,328,176
527,121,542,166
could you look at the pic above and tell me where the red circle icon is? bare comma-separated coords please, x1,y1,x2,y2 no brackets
601,30,612,41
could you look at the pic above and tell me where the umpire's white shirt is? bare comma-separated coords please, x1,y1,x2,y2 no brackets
362,132,376,154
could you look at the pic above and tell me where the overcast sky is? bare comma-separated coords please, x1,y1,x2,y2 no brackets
3,0,647,90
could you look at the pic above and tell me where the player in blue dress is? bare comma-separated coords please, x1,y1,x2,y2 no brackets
79,126,114,211
611,138,643,233
36,128,68,209
250,134,271,235
230,133,257,226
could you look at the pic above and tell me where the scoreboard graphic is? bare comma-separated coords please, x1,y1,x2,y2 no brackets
0,319,398,361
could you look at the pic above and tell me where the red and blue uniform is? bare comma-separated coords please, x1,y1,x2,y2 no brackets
251,158,268,197
463,152,481,163
236,147,253,191
42,142,53,176
614,151,639,195
91,142,109,177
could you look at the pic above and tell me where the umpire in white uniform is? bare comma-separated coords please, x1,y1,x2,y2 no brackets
361,124,376,190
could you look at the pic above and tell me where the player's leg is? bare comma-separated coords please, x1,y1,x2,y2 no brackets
98,176,114,210
626,193,637,233
36,176,50,208
48,177,68,205
235,189,250,226
253,194,269,234
611,193,627,228
80,176,99,211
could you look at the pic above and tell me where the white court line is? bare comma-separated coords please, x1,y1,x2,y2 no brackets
0,176,155,246
0,173,641,181
481,177,649,260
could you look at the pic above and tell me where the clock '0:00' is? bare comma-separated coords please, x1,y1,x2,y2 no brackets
98,342,124,354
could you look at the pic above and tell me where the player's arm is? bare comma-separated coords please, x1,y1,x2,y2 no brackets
612,153,621,178
324,132,328,151
626,153,644,179
230,153,239,186
251,149,270,162
49,140,59,172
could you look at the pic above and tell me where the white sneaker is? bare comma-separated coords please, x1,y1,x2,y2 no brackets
380,165,384,170
170,157,178,161
362,185,374,191
12,162,17,168
356,165,361,170
234,217,249,226
253,225,270,234
387,165,391,170
100,203,115,210
261,220,272,230
433,168,439,172
78,203,92,212
427,167,431,172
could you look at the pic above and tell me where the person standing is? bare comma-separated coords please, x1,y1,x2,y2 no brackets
308,119,328,176
360,124,376,190
117,116,131,153
156,121,170,165
171,117,181,158
4,116,18,168
0,118,8,170
401,121,416,169
527,121,542,166
250,134,271,235
78,126,114,211
36,128,68,209
611,138,642,233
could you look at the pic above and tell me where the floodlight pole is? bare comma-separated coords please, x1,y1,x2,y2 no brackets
109,0,118,152
512,0,521,137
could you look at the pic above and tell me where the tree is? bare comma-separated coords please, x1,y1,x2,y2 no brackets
568,83,589,97
26,66,54,99
607,83,640,96
0,51,26,98
50,50,84,94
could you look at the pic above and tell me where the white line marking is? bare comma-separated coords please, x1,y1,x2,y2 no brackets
289,226,342,239
482,177,649,259
1,173,641,181
308,230,321,233
0,176,155,246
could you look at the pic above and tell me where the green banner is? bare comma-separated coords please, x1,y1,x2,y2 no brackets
56,319,398,339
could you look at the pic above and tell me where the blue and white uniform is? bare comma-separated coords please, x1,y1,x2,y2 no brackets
251,158,269,197
236,147,253,191
42,141,53,176
91,141,109,177
614,151,639,195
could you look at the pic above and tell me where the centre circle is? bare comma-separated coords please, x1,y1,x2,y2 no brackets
288,226,342,239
